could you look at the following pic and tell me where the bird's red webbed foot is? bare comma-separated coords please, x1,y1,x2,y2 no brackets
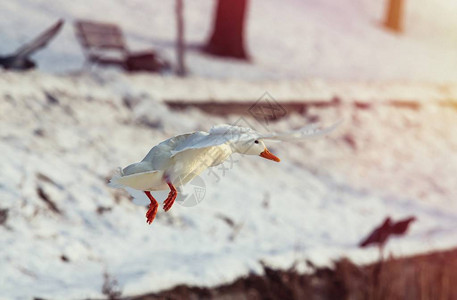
163,182,177,212
144,191,158,224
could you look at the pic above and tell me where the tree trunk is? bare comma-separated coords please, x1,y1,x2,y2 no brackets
176,0,187,76
384,0,404,33
204,0,249,59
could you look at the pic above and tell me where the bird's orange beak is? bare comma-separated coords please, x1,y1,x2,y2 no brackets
260,148,280,162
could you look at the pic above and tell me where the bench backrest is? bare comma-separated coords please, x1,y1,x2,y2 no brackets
74,20,127,53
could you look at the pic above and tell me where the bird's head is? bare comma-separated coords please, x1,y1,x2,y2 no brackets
234,139,280,162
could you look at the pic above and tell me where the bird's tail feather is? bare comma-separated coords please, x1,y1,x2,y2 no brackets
109,168,165,191
108,167,125,188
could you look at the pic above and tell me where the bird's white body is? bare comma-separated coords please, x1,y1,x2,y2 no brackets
110,122,340,192
111,132,233,191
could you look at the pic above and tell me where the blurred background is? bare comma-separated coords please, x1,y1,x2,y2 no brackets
2,0,457,299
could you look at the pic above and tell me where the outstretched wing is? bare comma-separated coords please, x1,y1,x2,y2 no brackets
170,131,228,156
170,125,260,157
259,120,342,142
14,19,64,58
169,121,341,157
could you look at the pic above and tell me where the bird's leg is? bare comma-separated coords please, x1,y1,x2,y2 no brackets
163,182,178,212
144,191,158,224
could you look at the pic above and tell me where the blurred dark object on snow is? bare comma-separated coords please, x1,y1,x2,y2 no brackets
359,216,417,248
0,208,8,225
0,19,63,70
203,0,249,59
36,186,61,215
134,248,457,300
74,20,170,72
102,272,122,299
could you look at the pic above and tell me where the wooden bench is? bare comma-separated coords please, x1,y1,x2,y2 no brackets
74,20,169,72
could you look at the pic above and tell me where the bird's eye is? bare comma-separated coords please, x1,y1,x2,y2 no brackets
254,140,259,144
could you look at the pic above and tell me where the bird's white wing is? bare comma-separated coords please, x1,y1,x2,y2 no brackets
169,121,341,157
170,131,227,157
259,120,342,141
170,124,259,157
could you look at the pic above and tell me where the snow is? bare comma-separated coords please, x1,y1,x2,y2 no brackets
2,0,457,298
2,71,457,299
1,0,457,81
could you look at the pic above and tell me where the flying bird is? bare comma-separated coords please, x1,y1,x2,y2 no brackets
0,19,64,70
359,216,417,249
110,122,340,224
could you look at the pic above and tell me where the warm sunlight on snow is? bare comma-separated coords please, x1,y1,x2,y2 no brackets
2,0,457,299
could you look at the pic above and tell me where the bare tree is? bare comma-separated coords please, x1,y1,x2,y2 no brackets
384,0,404,32
204,0,249,59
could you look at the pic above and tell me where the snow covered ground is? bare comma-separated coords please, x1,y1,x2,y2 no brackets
2,71,457,299
2,0,457,298
1,0,457,81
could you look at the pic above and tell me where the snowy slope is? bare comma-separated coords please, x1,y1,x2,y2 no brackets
1,0,457,81
2,71,457,299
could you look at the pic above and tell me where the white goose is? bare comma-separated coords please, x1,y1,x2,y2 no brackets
110,122,340,224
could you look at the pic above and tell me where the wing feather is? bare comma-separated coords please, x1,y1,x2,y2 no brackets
168,120,341,157
170,125,256,156
259,120,342,141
